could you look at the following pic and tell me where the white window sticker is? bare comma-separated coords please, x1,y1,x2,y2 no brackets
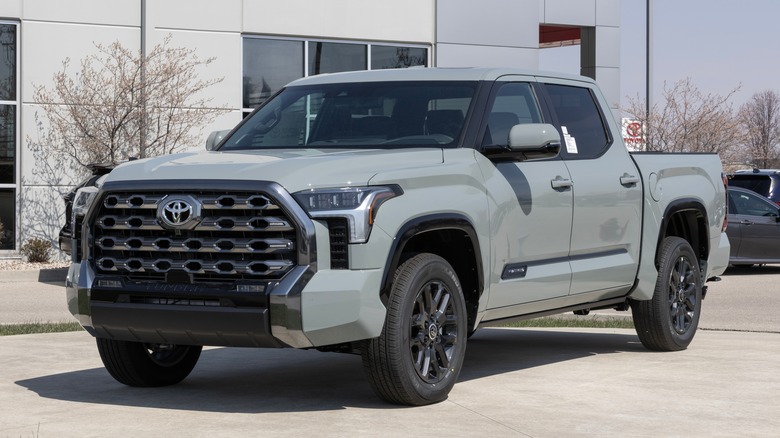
561,126,577,153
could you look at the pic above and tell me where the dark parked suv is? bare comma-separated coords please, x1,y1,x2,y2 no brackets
727,169,780,206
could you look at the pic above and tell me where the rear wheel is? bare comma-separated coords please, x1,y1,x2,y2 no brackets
632,237,702,351
96,338,202,387
361,253,467,405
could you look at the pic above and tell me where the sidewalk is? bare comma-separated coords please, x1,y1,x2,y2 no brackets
0,267,71,324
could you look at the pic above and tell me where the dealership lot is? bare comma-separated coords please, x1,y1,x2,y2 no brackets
1,266,778,437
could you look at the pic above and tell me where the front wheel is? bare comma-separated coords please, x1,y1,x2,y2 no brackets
632,236,702,351
96,338,202,387
361,253,467,405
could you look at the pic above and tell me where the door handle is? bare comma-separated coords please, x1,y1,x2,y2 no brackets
551,176,573,190
620,173,640,187
740,220,753,226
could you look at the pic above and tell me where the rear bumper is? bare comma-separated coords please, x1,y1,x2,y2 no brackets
708,232,730,278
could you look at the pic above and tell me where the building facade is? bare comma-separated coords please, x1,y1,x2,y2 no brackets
0,0,620,256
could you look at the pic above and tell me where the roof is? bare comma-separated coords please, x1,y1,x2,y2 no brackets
286,67,595,87
732,169,780,175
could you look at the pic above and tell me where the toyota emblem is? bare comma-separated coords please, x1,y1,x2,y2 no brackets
157,195,202,229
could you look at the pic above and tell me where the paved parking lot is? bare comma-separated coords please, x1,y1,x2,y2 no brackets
0,266,778,437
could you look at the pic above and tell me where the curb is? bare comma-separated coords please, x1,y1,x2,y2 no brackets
0,268,68,284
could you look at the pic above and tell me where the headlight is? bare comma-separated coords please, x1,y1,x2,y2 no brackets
293,186,402,243
71,186,99,232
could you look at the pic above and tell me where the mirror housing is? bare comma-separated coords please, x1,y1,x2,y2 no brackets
484,123,561,162
205,130,231,151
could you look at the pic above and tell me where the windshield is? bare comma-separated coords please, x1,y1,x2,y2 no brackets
220,81,477,150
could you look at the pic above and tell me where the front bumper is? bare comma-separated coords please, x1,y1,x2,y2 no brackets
66,261,386,349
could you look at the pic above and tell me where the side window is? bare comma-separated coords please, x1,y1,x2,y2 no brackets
732,191,779,217
545,84,610,159
482,83,542,146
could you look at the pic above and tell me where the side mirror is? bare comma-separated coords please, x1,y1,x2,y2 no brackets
484,123,561,162
205,130,231,151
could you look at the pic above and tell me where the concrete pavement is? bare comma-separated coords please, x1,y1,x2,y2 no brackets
1,328,778,437
1,266,779,437
0,267,72,324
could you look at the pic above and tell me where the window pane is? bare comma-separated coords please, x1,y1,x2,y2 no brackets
309,42,366,76
0,24,15,101
545,84,609,159
0,105,14,184
0,188,14,249
371,46,427,69
221,81,477,150
243,38,304,109
483,83,542,146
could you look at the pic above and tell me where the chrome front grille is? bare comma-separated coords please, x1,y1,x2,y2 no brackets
90,190,298,283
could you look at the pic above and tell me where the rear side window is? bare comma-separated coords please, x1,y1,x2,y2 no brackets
728,176,772,197
545,84,610,159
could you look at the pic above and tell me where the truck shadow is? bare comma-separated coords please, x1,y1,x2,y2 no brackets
16,328,641,413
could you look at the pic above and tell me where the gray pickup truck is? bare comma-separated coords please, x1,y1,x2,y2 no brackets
66,68,730,405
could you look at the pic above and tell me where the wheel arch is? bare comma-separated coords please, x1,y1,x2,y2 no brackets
658,199,710,267
381,214,484,330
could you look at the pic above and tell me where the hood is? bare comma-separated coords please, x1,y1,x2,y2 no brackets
105,148,444,193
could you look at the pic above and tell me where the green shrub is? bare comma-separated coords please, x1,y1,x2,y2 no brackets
20,237,52,263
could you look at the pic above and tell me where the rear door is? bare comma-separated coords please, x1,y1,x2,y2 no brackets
540,78,643,297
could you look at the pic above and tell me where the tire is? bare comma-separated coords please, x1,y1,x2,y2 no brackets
96,338,202,387
631,236,702,351
361,253,468,405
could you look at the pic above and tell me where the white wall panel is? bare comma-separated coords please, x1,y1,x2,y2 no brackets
594,66,620,112
21,21,139,104
437,0,539,47
22,0,139,27
596,0,620,27
542,0,595,26
596,25,620,67
436,44,538,69
148,29,242,111
18,185,70,246
242,0,434,44
20,104,83,187
0,0,22,18
148,0,241,32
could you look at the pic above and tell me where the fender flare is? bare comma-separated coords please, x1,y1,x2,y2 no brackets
380,213,484,300
658,198,710,261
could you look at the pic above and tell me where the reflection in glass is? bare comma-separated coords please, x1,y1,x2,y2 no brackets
309,42,366,76
0,189,13,250
0,24,15,101
371,46,427,70
0,105,14,184
243,38,304,109
222,81,477,150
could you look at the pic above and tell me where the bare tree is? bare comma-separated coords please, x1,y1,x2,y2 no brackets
739,90,780,168
30,35,227,179
623,78,742,164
